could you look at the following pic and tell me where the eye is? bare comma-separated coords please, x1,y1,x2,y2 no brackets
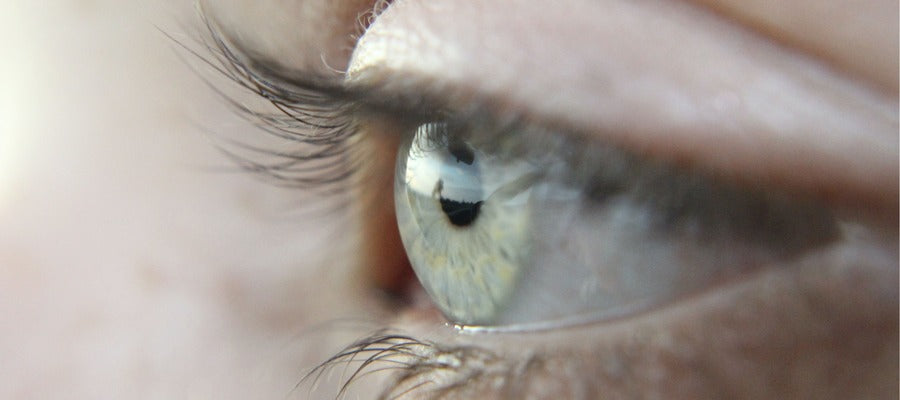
393,116,840,328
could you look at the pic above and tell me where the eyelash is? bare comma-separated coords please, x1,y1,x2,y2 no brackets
297,329,509,399
182,12,370,198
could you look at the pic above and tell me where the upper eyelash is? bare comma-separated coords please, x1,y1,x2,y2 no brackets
179,10,534,201
173,9,371,199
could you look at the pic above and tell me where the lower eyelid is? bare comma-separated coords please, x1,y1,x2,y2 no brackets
345,220,896,398
403,231,893,393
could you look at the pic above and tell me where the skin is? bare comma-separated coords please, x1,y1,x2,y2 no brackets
1,0,896,399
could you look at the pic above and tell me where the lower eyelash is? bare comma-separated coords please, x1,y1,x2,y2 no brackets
174,9,366,198
298,328,519,400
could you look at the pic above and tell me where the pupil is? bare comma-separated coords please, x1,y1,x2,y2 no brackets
439,198,483,227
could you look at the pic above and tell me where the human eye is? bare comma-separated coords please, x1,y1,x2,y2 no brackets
378,110,842,329
196,0,898,398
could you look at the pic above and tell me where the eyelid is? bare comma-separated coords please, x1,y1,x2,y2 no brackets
346,0,898,224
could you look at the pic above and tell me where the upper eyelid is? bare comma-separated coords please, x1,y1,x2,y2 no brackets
346,0,898,223
204,34,890,227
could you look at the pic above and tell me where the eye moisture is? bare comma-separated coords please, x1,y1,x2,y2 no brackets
394,119,839,329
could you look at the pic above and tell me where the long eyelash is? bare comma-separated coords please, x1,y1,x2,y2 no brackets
171,7,368,200
295,329,525,400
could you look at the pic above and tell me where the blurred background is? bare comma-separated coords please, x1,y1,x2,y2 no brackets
1,2,365,398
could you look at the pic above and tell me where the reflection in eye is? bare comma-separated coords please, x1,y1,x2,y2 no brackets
395,116,840,328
